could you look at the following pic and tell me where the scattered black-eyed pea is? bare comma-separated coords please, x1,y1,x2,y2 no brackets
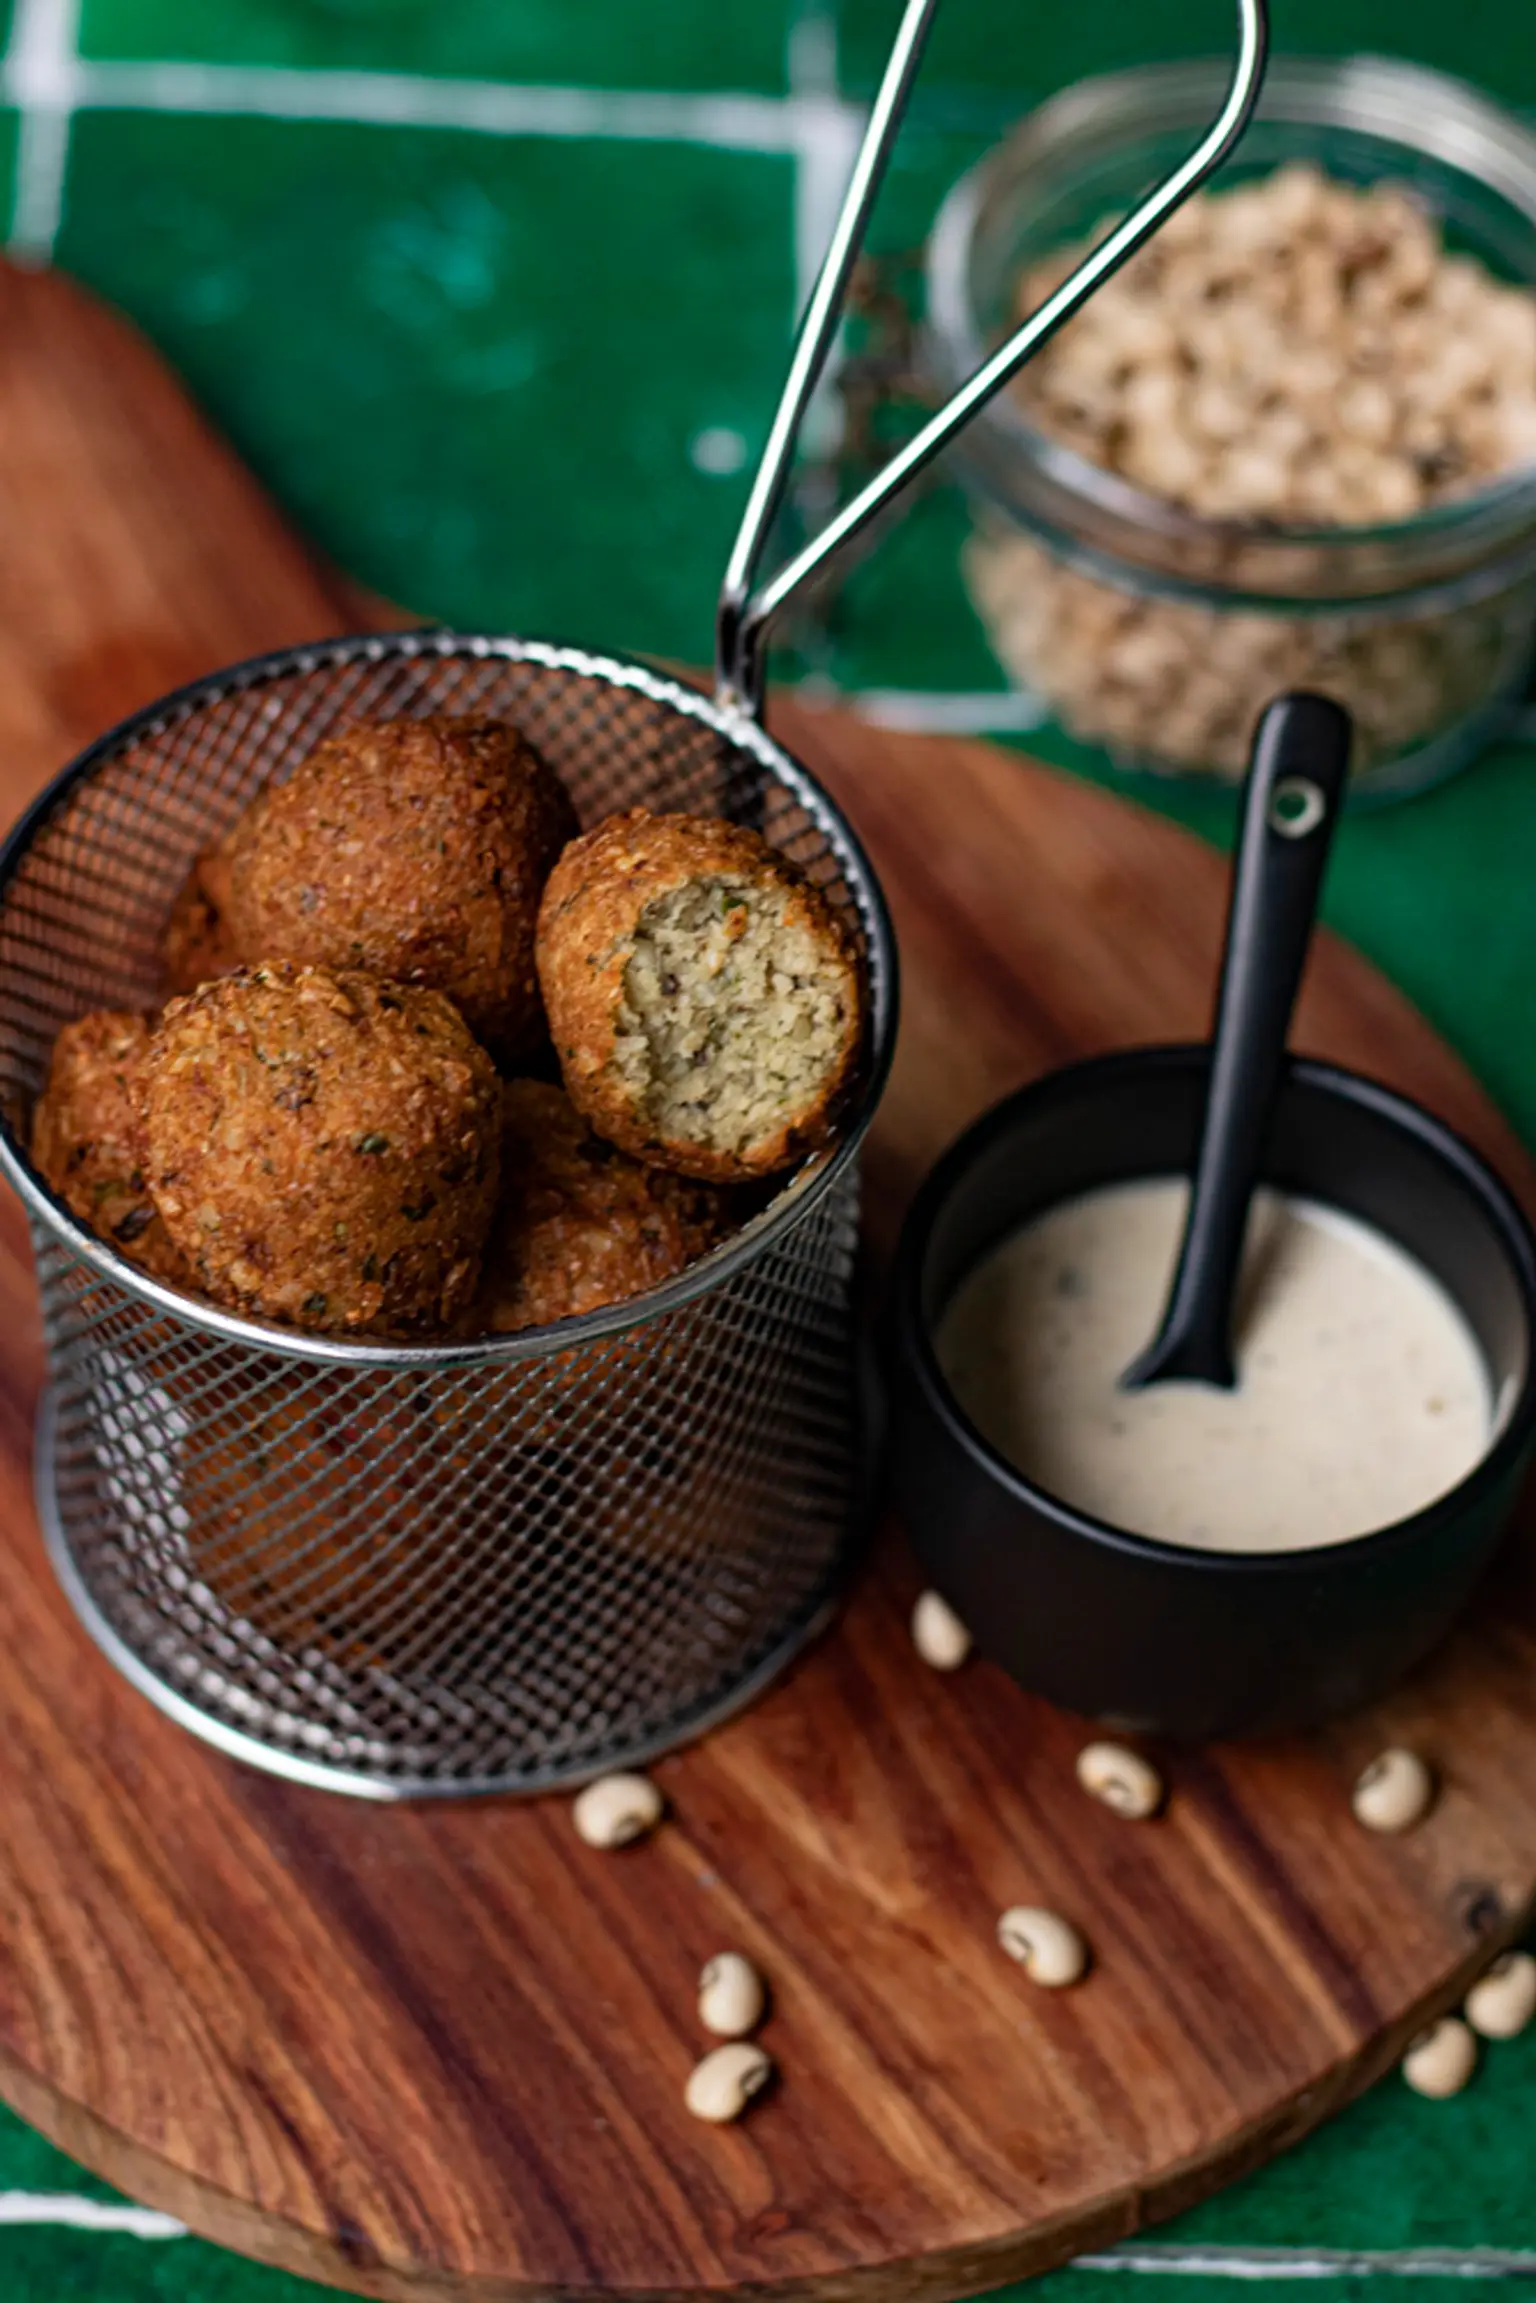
1076,1741,1164,1820
1352,1748,1435,1834
1401,2016,1477,2099
997,1905,1088,1988
685,2040,774,2124
1465,1950,1536,2041
572,1771,664,1849
698,1951,767,2039
911,1588,972,1670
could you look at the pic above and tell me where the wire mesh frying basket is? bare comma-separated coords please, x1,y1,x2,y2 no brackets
0,637,891,1795
0,0,1267,1797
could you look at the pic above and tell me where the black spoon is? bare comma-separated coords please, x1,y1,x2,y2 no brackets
1121,690,1353,1392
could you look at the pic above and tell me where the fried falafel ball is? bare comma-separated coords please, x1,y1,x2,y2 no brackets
30,1009,190,1284
475,1078,729,1332
163,845,239,995
223,716,577,1058
536,809,863,1183
136,962,501,1334
161,793,271,997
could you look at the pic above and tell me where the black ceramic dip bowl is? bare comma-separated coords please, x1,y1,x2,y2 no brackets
889,1046,1536,1739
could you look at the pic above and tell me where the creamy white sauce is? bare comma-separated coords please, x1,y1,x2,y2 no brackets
937,1179,1492,1554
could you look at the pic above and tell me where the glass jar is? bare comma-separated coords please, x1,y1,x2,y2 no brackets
925,56,1536,800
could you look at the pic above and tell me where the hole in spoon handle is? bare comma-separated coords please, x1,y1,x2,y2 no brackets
1269,775,1327,839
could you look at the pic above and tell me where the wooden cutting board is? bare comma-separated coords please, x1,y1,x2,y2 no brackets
0,254,1534,2303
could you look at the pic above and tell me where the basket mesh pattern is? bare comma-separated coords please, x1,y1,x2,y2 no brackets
0,636,891,1796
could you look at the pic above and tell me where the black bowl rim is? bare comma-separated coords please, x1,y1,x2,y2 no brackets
893,1044,1536,1577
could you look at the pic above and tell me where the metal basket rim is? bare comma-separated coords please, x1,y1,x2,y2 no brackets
0,627,899,1369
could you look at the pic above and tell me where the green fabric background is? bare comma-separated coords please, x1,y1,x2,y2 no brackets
0,0,1532,2296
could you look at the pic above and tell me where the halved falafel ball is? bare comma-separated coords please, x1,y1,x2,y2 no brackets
30,1009,189,1284
136,962,501,1334
224,716,577,1058
536,810,863,1183
475,1078,729,1332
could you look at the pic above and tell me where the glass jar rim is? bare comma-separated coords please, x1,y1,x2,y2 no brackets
926,52,1536,558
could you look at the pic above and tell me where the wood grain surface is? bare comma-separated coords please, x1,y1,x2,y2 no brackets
0,254,1533,2303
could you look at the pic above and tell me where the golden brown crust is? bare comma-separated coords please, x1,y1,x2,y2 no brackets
473,1079,728,1333
30,1010,191,1285
224,717,578,1058
535,808,862,1182
162,836,244,996
137,962,501,1335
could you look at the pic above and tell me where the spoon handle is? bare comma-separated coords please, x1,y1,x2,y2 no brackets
1123,692,1352,1390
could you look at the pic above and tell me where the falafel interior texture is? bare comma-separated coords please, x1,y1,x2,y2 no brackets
616,875,856,1167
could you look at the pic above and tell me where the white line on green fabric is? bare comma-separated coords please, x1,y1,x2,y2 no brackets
785,4,862,468
57,59,805,152
4,0,81,261
787,7,861,310
0,2203,1531,2277
837,685,1050,734
0,41,871,311
1074,2246,1536,2280
0,2190,185,2239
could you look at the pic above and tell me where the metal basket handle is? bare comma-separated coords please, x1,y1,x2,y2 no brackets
714,0,1270,716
